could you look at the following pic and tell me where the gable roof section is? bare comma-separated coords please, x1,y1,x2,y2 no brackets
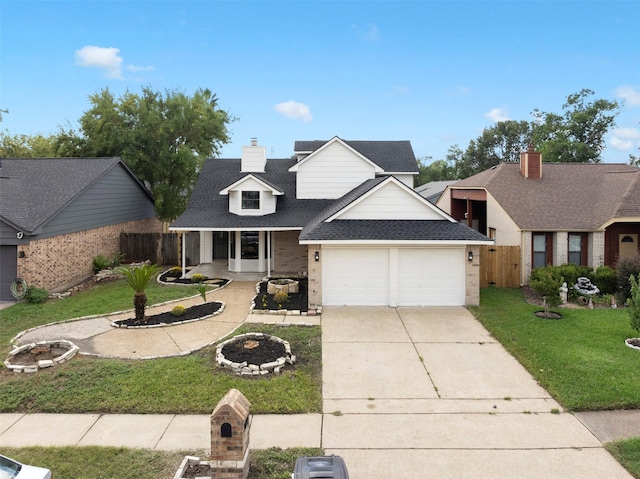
219,174,285,195
300,175,491,243
0,157,152,233
293,137,418,173
451,163,640,230
171,157,333,230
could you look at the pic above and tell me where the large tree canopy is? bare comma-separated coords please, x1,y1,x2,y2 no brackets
57,86,232,221
416,89,621,185
531,88,619,163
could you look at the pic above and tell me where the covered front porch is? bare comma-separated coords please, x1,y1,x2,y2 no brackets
178,229,309,277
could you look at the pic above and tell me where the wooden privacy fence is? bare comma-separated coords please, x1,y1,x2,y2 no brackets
119,232,200,266
479,245,521,288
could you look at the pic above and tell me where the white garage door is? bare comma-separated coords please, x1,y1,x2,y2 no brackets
322,247,465,306
398,248,465,306
322,248,389,305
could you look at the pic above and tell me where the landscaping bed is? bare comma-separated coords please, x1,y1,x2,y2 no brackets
112,302,223,328
252,277,309,313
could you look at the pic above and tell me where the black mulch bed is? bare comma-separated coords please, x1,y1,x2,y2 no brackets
220,336,286,364
113,302,223,328
534,310,563,320
252,277,308,312
158,270,230,288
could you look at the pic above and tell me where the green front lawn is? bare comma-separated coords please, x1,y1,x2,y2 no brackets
0,446,323,479
606,438,640,478
470,287,640,411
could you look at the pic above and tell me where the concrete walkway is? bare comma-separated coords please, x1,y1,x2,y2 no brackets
1,290,638,477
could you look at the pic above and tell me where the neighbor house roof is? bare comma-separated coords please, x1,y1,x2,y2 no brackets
415,180,458,204
0,157,152,233
171,157,333,230
294,138,419,173
451,162,640,230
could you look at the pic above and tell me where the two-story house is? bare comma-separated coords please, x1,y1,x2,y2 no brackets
171,137,491,307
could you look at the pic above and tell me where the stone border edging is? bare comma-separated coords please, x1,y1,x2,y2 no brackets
625,338,640,350
4,339,80,373
216,332,296,375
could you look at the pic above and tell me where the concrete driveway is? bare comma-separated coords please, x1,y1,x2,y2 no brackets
321,306,631,478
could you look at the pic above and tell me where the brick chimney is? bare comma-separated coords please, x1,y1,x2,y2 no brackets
520,145,542,179
241,137,267,173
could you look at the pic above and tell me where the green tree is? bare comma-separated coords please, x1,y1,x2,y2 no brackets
70,86,232,221
0,131,60,157
628,275,640,333
116,263,161,323
531,89,619,163
415,146,463,186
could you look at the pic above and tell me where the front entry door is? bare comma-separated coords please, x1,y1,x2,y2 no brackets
213,232,228,260
619,234,638,260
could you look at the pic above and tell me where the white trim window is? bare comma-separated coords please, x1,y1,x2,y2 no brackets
241,191,260,210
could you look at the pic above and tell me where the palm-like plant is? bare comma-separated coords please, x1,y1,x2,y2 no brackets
116,263,161,323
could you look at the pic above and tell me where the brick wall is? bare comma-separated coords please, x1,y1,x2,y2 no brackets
273,231,308,274
17,217,162,293
465,245,480,306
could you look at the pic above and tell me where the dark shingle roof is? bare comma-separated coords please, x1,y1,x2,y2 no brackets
294,138,418,173
171,158,333,229
300,219,491,242
452,163,640,230
0,157,135,232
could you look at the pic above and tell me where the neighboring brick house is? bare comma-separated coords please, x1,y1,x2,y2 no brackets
0,158,161,302
437,146,640,285
171,137,491,307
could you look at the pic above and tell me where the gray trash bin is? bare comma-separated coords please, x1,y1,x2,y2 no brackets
292,455,349,479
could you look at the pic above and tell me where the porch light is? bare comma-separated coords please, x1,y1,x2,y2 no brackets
315,251,320,262
468,251,473,262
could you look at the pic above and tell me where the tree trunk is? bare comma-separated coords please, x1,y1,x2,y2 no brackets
134,292,147,323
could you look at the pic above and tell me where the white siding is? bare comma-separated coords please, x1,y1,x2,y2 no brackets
393,173,415,188
240,145,267,172
227,177,277,216
337,181,445,220
296,141,376,199
200,231,213,263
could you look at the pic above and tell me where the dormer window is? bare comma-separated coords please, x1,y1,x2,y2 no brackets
242,191,260,210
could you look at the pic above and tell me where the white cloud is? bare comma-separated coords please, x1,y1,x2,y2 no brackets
615,85,640,107
610,127,640,150
274,101,313,123
75,45,153,79
351,22,380,42
485,107,510,122
75,46,123,79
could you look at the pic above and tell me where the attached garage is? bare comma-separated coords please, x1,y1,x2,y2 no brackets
321,246,466,306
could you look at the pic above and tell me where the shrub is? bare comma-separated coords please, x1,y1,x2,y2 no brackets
628,275,640,333
197,284,207,303
171,305,186,317
25,286,49,304
191,274,206,283
273,291,288,307
591,265,618,295
529,268,562,310
92,255,112,274
170,266,182,274
616,254,640,301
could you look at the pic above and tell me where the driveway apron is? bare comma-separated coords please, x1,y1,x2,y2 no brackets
321,306,632,479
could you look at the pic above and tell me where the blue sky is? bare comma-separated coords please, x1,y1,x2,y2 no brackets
1,0,639,164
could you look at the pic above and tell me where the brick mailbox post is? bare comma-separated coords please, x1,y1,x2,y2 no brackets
209,388,252,479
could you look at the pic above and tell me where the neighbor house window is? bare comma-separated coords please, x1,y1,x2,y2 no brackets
532,233,553,269
568,233,587,266
241,191,260,209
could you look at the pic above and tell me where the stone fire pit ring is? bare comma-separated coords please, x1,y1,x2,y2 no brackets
216,332,295,376
4,339,79,373
267,278,299,295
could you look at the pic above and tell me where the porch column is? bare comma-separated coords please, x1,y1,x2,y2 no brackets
267,230,271,277
181,231,187,279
